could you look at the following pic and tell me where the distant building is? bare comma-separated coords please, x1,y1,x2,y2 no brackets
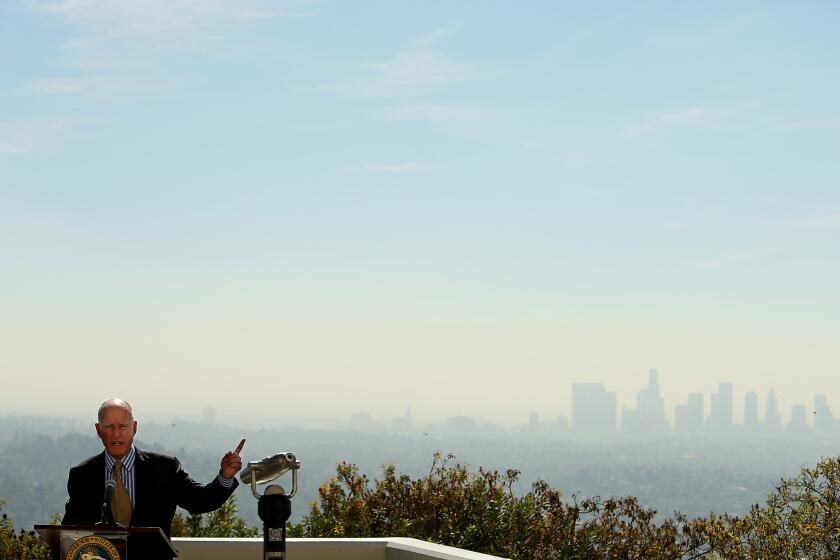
763,390,782,432
675,393,704,435
444,416,498,437
351,412,386,433
520,412,568,438
478,422,499,436
789,404,808,434
743,391,758,428
572,383,617,437
446,415,477,435
814,394,835,432
519,412,542,436
622,369,669,436
391,408,413,433
707,382,733,432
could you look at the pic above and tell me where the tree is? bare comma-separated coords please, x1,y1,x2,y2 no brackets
0,499,51,560
289,453,709,560
170,494,260,538
701,457,840,559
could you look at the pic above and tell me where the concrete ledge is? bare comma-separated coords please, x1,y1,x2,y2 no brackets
385,538,509,560
172,537,508,560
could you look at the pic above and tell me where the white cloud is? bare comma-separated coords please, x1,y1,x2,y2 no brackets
692,253,748,271
19,1,311,99
331,29,480,98
782,120,840,131
39,0,296,37
410,28,457,49
0,119,84,154
554,152,595,168
808,213,840,227
361,162,432,174
623,107,706,136
23,75,155,97
384,104,490,122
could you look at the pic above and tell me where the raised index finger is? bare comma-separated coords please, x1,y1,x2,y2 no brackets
234,438,246,454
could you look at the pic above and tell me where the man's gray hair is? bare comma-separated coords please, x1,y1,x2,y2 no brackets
98,398,134,422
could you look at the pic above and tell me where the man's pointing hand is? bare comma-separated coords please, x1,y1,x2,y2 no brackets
220,438,245,480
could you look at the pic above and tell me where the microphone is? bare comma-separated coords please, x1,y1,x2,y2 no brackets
99,479,116,524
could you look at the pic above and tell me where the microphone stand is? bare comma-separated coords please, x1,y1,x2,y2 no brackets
97,481,116,526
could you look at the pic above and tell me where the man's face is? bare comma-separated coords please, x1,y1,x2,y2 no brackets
95,406,137,460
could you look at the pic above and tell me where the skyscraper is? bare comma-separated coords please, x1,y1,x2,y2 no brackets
814,394,835,432
622,369,669,436
744,391,758,428
572,383,617,438
763,390,782,432
708,382,733,432
675,392,704,435
391,408,413,433
789,404,808,434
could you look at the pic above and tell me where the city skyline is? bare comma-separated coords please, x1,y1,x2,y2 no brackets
379,370,838,433
0,365,837,429
159,370,840,432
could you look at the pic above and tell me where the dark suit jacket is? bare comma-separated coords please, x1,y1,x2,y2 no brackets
62,448,238,541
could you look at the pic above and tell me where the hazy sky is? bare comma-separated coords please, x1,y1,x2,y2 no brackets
2,1,839,427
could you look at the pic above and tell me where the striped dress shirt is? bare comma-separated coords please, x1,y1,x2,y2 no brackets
104,445,137,507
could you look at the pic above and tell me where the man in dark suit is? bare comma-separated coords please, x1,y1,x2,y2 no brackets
62,399,245,546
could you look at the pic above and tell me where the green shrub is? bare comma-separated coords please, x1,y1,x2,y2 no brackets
0,499,50,560
170,494,259,538
701,456,840,559
289,453,707,559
